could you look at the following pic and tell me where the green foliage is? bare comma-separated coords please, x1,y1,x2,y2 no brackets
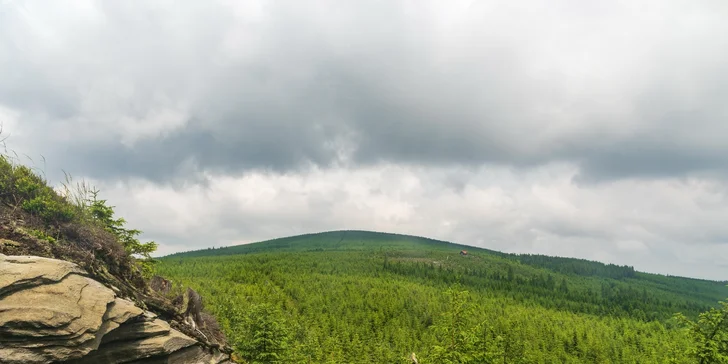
157,231,722,363
239,303,292,364
0,157,76,224
86,190,158,277
87,190,158,258
26,228,57,244
677,297,728,363
516,254,636,280
427,287,479,364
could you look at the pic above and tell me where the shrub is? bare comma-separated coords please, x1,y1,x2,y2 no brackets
0,156,77,224
86,190,158,277
26,228,57,244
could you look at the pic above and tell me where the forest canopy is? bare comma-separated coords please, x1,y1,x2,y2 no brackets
158,230,728,363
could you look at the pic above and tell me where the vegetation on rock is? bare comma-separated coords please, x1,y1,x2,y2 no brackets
0,141,157,284
0,138,232,362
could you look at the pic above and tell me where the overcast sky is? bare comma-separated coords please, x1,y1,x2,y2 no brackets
2,0,728,280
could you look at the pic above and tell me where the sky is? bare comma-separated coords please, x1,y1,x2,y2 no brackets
2,0,728,280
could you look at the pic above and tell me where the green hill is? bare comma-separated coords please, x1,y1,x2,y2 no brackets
168,230,492,255
158,230,728,363
166,230,727,318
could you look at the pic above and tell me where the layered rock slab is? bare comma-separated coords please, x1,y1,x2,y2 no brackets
0,253,231,364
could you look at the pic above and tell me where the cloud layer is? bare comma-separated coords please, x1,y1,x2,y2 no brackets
2,0,728,279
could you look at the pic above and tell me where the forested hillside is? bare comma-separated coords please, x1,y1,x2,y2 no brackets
158,230,728,363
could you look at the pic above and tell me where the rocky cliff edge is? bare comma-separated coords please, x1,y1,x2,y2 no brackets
0,253,232,364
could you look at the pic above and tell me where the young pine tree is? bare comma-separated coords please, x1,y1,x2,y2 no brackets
241,303,291,364
427,286,480,364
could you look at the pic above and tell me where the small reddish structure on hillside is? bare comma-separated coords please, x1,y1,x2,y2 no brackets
460,250,468,256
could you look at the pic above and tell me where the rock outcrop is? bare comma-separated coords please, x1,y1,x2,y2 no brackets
0,254,232,364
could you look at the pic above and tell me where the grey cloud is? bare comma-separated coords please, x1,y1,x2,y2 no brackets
4,1,728,280
575,139,727,184
3,1,728,183
61,121,339,183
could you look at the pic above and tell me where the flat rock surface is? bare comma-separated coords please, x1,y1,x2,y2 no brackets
0,254,85,296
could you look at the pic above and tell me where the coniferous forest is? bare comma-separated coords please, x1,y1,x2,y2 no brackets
157,230,728,363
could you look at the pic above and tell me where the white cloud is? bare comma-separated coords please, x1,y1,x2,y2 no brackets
616,240,649,253
78,163,728,279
